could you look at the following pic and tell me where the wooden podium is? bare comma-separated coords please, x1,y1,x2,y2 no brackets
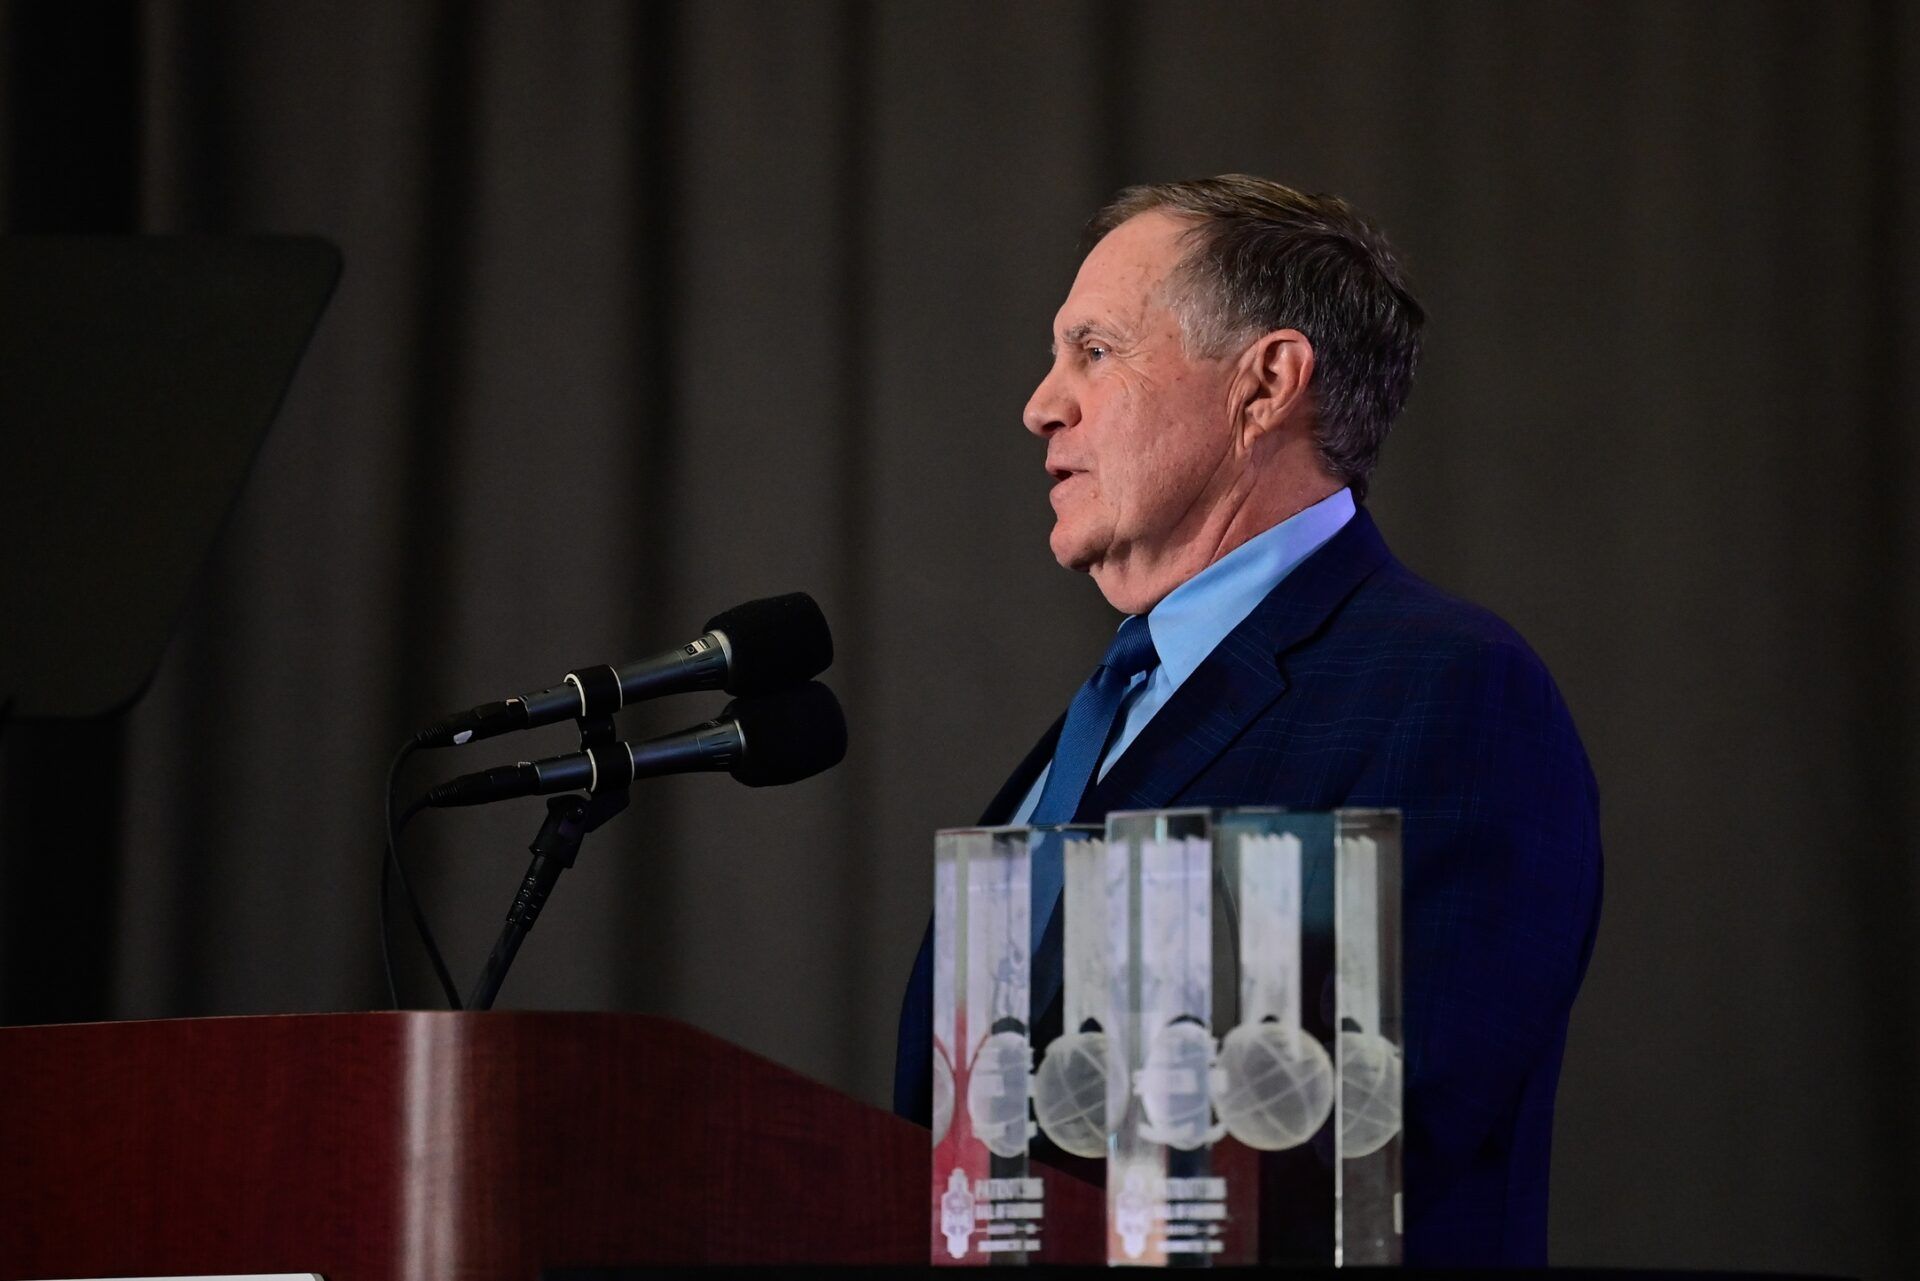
0,1011,1100,1279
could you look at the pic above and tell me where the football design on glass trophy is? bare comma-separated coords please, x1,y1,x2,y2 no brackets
1337,1027,1403,1157
1030,832,1112,1160
1214,831,1336,1151
1032,1029,1108,1159
1215,1019,1334,1150
1336,831,1403,1158
966,1022,1036,1158
1134,1017,1226,1149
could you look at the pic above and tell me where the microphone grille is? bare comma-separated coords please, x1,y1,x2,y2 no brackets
706,592,832,696
725,681,847,787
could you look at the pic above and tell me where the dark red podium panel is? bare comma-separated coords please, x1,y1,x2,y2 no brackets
0,1011,1100,1279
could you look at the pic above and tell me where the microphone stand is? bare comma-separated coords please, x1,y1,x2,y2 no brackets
466,712,630,1011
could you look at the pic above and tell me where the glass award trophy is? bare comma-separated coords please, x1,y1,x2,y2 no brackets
1030,826,1116,1163
930,824,1099,1265
1102,807,1403,1267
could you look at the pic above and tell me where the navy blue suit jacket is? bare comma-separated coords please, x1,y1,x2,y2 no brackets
893,507,1601,1266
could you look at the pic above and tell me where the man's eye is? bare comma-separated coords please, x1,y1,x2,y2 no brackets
1086,344,1109,362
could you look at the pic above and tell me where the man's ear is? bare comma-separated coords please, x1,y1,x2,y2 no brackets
1237,328,1315,442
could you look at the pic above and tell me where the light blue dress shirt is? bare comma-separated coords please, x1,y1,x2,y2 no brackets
1012,487,1357,824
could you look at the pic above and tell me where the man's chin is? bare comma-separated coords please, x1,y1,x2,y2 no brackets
1049,527,1101,573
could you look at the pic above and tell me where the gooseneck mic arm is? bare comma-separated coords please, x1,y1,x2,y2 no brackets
463,706,632,1011
466,786,628,1011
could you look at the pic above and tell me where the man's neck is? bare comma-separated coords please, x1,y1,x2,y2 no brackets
1091,471,1344,614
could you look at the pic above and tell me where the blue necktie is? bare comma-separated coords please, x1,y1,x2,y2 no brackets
1027,615,1159,954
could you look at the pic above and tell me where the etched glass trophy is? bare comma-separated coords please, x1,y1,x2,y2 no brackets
1102,807,1403,1267
930,824,1100,1265
1030,827,1116,1163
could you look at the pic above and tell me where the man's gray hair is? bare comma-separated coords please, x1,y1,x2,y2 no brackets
1087,175,1425,501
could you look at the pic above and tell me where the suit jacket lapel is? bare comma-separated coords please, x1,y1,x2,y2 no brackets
977,712,1065,825
1078,506,1393,818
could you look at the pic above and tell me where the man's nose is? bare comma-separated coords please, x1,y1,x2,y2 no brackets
1023,363,1076,438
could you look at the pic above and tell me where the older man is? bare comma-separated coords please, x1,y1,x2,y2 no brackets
894,175,1601,1266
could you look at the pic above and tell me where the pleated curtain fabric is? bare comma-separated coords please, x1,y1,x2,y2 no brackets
0,3,1914,1276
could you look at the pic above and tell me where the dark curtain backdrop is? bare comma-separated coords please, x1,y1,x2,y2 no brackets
2,2,1916,1276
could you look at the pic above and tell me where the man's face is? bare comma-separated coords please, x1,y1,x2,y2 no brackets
1023,211,1239,584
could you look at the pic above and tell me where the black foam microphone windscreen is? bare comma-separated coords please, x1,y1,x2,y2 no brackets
726,679,847,786
707,592,833,695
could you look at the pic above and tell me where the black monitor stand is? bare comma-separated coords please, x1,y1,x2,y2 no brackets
0,235,340,1023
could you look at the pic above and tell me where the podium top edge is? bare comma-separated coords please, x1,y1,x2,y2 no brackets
0,1009,699,1034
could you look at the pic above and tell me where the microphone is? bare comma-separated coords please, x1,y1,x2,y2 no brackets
414,592,832,748
423,681,847,807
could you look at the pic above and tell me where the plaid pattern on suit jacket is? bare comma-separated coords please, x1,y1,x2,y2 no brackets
893,506,1602,1266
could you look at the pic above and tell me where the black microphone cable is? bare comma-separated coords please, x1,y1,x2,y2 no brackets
380,739,463,1010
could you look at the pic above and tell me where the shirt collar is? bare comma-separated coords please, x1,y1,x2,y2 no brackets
1142,488,1358,689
